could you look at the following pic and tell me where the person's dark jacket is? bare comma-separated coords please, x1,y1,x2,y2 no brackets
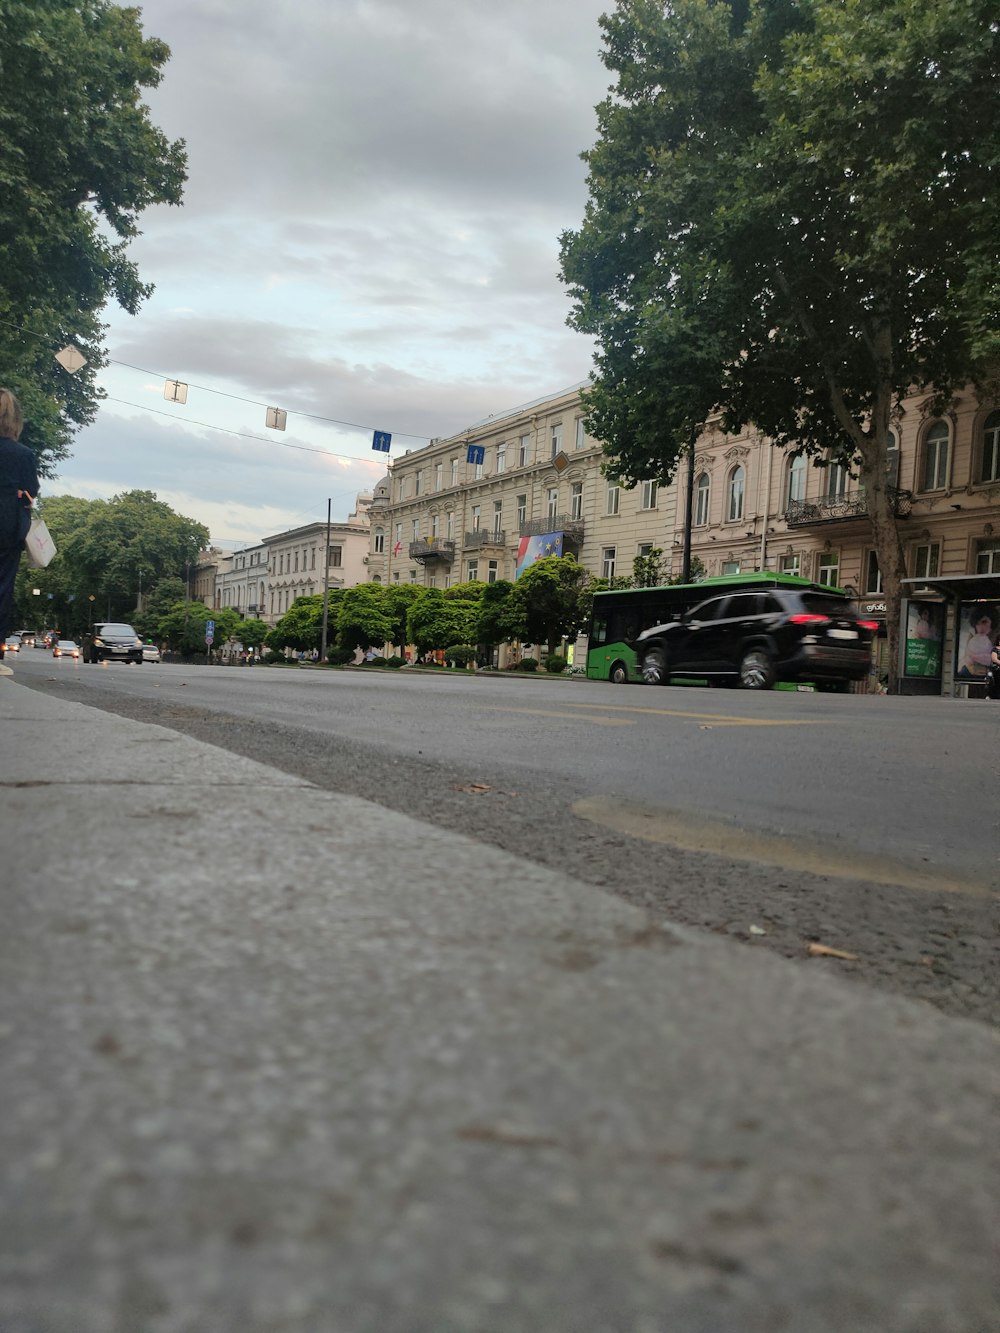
0,435,39,549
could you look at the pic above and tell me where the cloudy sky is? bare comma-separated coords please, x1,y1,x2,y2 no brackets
51,0,613,547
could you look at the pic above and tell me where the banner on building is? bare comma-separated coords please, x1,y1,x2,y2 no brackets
515,531,564,578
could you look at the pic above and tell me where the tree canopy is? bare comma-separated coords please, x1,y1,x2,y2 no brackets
0,0,187,471
14,490,208,633
502,556,591,653
560,0,1000,684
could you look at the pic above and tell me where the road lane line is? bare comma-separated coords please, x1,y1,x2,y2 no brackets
561,700,826,726
571,797,993,899
487,706,635,726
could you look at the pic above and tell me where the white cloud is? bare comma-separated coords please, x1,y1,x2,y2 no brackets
63,0,609,542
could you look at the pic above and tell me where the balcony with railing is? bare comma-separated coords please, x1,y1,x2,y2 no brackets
409,538,455,563
464,528,507,550
519,514,585,541
783,488,912,528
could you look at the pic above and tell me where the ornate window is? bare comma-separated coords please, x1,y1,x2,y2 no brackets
373,527,384,554
727,465,746,522
825,460,849,499
694,473,710,526
921,421,950,491
980,411,1000,483
787,454,806,505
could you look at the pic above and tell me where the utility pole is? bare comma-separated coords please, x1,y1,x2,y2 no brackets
681,423,696,585
320,499,332,662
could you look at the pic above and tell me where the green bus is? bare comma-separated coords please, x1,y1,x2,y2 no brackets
585,573,846,683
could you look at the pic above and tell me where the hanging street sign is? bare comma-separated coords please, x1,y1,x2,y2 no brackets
54,344,87,374
466,444,485,466
372,430,392,453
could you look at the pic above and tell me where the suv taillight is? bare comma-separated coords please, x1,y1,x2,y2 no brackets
787,613,830,626
857,620,879,632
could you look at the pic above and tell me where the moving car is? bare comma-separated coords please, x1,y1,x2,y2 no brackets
4,634,21,653
81,622,144,665
53,639,80,659
635,584,878,691
17,630,35,648
142,643,161,663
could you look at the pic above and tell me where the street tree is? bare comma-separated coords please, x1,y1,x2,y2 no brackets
238,618,270,653
407,591,477,657
336,584,395,654
503,556,590,654
560,0,1000,688
632,548,666,589
268,594,327,655
59,490,208,620
475,580,515,659
382,584,423,652
156,600,214,657
133,575,187,639
0,0,187,473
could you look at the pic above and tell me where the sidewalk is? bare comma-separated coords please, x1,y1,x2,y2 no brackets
1,675,997,1333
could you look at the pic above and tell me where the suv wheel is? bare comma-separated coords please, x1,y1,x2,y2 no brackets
641,647,669,686
739,649,775,690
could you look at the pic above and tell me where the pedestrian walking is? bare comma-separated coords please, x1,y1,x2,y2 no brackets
0,389,39,660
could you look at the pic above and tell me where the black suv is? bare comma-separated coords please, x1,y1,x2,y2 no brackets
82,622,144,665
635,588,877,691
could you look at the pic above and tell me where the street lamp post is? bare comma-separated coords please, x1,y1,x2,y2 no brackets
320,499,332,662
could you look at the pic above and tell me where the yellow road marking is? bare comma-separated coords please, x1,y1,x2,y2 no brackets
572,797,993,899
488,701,821,728
488,706,635,726
563,700,826,726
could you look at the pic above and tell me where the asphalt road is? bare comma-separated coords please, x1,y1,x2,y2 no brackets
14,652,1000,1027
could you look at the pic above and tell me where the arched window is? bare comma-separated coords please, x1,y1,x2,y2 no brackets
373,526,385,554
922,421,949,491
727,465,745,522
786,454,806,505
981,411,1000,483
694,473,710,526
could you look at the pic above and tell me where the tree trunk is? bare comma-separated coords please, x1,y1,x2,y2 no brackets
857,445,907,693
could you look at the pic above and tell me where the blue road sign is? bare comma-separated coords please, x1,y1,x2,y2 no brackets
372,430,392,453
205,618,215,645
467,444,485,465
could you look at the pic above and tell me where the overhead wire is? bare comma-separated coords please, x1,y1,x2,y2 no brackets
0,313,433,447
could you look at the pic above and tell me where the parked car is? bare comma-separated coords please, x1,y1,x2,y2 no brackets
53,639,80,659
142,643,161,663
81,622,144,665
635,586,878,691
4,634,21,653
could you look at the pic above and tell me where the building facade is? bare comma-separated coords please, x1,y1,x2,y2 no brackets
215,541,270,618
262,494,372,624
366,385,675,592
366,383,1000,687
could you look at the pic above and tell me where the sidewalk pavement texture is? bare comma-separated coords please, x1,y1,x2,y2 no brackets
1,675,997,1333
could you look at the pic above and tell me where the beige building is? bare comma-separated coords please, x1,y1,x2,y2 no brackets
366,385,675,592
681,391,1000,690
189,548,225,605
367,383,1000,687
262,494,372,625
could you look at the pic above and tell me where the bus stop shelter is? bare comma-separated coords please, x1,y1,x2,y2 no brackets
900,573,1000,697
